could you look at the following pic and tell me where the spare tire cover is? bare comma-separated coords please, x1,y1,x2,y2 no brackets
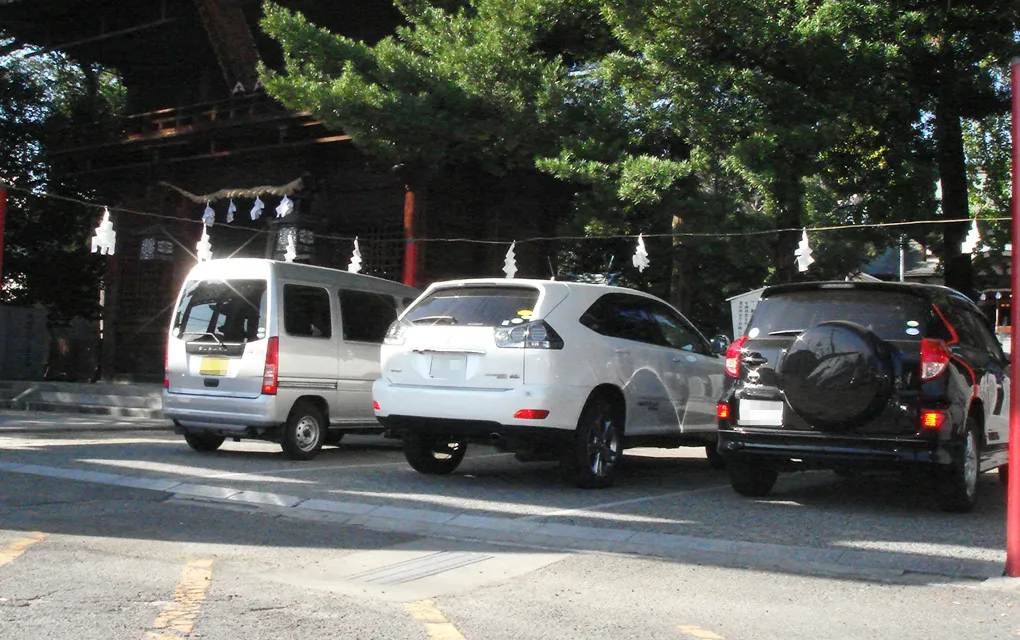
779,320,893,429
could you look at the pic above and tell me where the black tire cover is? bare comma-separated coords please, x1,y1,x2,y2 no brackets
779,320,893,429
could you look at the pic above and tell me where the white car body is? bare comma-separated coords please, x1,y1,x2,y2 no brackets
374,278,726,482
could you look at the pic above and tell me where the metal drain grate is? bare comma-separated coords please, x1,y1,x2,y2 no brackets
348,552,492,585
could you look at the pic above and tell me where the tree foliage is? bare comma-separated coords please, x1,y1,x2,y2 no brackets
259,0,1018,332
0,39,125,323
260,0,607,179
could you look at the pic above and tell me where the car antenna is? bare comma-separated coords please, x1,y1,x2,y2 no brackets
547,256,556,280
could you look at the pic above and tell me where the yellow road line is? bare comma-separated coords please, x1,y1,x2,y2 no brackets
0,532,48,568
679,624,727,640
405,599,467,640
144,558,214,639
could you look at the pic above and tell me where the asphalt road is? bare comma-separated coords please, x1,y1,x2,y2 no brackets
1,464,1019,639
0,414,1009,571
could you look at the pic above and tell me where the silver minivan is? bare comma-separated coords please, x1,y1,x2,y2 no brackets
163,258,419,459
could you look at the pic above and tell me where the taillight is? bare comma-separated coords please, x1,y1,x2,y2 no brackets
262,336,279,395
717,402,730,420
384,320,408,346
494,321,564,349
921,409,946,429
514,409,550,420
725,336,747,377
373,400,380,411
920,338,949,381
163,347,169,389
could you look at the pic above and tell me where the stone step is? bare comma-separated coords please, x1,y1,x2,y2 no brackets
0,380,164,418
0,399,163,419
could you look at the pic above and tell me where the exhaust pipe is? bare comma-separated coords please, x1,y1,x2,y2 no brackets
490,432,506,450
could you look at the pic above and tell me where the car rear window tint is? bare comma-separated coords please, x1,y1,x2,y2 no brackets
173,279,267,342
749,289,928,341
405,286,540,327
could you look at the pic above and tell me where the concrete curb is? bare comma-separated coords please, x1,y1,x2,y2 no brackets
0,460,1003,583
0,424,173,433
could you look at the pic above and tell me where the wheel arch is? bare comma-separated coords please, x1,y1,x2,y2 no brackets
965,398,985,443
290,395,330,424
585,384,626,433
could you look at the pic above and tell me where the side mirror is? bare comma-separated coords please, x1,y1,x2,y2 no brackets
709,335,731,355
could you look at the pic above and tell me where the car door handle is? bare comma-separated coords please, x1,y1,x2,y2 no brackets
744,354,768,366
671,356,683,363
615,349,629,355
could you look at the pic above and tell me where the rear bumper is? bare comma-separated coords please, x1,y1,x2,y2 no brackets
162,390,281,432
717,426,955,469
372,378,590,441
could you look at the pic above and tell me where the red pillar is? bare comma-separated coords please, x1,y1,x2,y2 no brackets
402,185,420,288
1006,58,1020,577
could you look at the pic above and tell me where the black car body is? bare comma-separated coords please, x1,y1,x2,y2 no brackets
716,281,1010,512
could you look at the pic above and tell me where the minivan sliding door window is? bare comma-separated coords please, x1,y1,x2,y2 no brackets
284,285,332,338
339,290,398,343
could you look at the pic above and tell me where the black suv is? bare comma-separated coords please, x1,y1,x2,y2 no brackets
716,281,1010,512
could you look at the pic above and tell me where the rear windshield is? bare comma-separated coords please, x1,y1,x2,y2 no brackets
748,289,928,341
173,279,267,342
404,286,540,327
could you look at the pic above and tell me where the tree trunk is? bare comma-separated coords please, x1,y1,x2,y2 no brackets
934,66,974,299
771,167,806,283
670,214,688,314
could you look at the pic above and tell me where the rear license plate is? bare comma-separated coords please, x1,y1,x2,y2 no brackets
199,357,229,376
738,399,784,426
429,355,466,380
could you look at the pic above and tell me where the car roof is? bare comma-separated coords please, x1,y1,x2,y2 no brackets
761,280,972,305
423,277,667,300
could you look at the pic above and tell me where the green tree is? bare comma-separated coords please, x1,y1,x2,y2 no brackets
259,0,604,179
0,39,125,323
600,1,942,281
604,0,1018,296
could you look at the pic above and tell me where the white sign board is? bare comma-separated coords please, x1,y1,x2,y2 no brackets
727,288,765,339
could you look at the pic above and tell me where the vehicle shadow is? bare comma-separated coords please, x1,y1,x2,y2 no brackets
0,433,1007,583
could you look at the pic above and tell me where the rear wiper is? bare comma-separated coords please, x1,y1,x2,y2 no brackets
180,331,224,345
411,315,458,325
768,329,804,336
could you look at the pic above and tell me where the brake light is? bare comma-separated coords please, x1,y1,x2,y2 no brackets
262,336,279,395
920,338,949,381
717,402,730,420
514,409,550,420
921,409,946,429
163,346,169,389
373,400,380,411
494,321,564,349
725,336,747,377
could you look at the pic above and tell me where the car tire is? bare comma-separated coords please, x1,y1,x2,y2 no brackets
562,394,622,489
184,432,225,452
403,436,467,474
728,459,778,497
935,418,980,513
324,431,345,447
281,400,326,461
705,441,726,470
999,464,1009,486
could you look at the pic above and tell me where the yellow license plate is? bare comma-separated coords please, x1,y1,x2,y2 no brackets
199,357,229,376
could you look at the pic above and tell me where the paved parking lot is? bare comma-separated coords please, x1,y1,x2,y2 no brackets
0,413,1008,581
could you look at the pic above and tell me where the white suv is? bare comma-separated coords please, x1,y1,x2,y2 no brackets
373,278,728,487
